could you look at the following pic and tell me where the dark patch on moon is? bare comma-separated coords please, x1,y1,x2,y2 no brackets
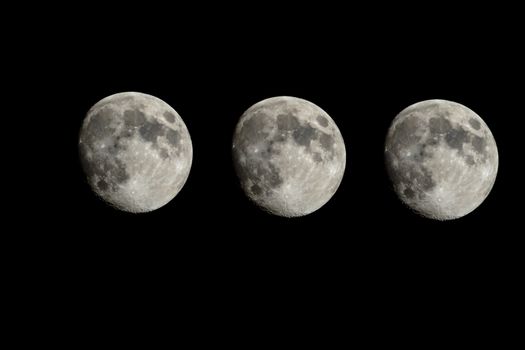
276,113,301,133
275,113,335,157
163,111,176,123
266,163,283,189
444,127,470,151
471,135,486,154
387,160,435,198
319,133,334,153
426,114,487,162
233,150,283,196
469,118,481,130
108,158,129,187
313,152,323,163
403,187,415,199
97,179,109,191
317,115,328,127
85,109,116,143
292,123,318,147
241,112,272,145
427,136,439,146
80,145,130,191
166,129,180,146
121,129,134,138
415,167,435,191
251,184,263,196
123,110,146,127
139,120,165,145
393,115,423,148
159,149,169,159
429,116,452,134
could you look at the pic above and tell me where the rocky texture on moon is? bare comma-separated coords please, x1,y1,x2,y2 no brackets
385,99,498,220
232,96,346,217
79,92,192,212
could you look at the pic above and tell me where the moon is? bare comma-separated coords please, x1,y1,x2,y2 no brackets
232,96,346,217
79,92,193,213
385,99,498,220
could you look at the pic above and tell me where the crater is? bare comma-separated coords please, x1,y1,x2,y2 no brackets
251,184,263,196
163,111,176,123
97,179,109,191
403,187,416,199
469,118,481,130
317,115,329,127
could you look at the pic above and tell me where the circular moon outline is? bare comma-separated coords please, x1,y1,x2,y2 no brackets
79,91,193,213
385,99,498,220
232,96,346,217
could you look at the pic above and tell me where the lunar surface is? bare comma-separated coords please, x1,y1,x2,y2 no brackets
79,92,192,212
385,99,498,220
232,96,346,217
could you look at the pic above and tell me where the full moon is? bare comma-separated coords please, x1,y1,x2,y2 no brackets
79,92,193,213
232,96,346,217
385,99,498,220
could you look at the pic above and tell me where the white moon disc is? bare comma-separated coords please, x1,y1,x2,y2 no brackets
232,96,346,217
79,92,193,213
385,99,498,220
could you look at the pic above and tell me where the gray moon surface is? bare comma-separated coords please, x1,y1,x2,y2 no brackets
79,92,192,213
232,96,346,217
385,99,498,220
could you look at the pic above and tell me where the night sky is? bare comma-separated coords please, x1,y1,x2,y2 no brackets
23,4,523,343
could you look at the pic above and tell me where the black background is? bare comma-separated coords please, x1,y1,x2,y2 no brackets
23,3,523,344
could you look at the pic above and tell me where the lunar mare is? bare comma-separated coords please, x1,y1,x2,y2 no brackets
79,92,192,212
385,99,498,220
232,96,346,217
